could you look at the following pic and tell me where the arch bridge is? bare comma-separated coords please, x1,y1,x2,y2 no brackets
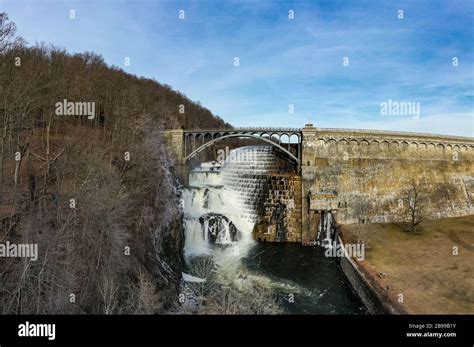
183,127,302,164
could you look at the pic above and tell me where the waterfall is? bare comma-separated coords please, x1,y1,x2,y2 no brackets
317,212,335,248
182,145,290,258
198,213,240,244
182,174,250,257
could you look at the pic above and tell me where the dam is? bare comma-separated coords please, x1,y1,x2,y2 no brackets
164,123,474,245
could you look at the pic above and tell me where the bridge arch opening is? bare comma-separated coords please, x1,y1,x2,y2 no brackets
280,133,290,145
195,133,204,146
184,133,300,165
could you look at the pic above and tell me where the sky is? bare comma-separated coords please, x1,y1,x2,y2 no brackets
1,0,473,136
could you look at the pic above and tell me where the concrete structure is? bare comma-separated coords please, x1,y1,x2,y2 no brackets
163,125,474,245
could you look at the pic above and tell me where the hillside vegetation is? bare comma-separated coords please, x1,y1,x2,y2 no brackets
0,12,229,314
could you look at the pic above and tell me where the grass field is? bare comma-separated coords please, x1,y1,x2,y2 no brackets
342,215,474,314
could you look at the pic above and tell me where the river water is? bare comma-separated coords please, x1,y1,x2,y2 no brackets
182,146,366,314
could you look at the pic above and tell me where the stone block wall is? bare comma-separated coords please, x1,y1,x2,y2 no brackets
161,129,190,184
301,125,474,228
253,174,302,242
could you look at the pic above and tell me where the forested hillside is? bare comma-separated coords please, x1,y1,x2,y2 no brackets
0,12,230,313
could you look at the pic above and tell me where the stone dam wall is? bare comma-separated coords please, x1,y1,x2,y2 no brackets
301,126,474,243
253,174,302,242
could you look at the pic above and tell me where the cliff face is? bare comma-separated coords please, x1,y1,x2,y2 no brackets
123,123,186,310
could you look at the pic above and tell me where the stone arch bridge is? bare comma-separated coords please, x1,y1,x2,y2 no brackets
182,128,302,164
163,124,474,245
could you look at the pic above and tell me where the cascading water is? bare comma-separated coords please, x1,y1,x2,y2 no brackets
182,146,291,258
317,212,336,248
182,162,252,257
198,213,240,244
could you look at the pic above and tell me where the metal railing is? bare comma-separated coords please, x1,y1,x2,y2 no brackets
184,127,302,133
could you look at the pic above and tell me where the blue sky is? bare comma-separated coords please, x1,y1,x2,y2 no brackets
2,0,473,136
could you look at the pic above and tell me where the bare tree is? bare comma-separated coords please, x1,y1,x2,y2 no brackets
402,180,426,232
0,12,23,53
352,197,373,245
201,283,283,315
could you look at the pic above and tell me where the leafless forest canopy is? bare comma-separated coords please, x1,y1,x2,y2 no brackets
0,12,230,314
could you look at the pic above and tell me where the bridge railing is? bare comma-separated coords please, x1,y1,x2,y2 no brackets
315,127,474,142
184,127,302,133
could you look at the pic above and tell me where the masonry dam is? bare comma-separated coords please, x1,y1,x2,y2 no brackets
164,124,474,246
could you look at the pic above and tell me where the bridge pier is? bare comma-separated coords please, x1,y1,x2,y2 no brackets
301,123,317,245
161,128,189,184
